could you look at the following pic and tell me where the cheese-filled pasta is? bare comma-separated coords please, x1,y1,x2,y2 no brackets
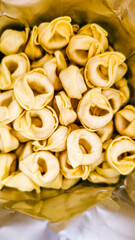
43,51,67,90
13,106,58,140
97,121,113,143
66,35,104,66
0,124,19,153
106,136,135,175
0,53,30,90
102,88,123,114
0,153,16,189
0,90,23,124
14,68,54,110
60,150,90,180
53,91,77,126
67,129,102,168
25,26,44,60
115,105,135,138
88,161,120,184
59,65,87,99
32,125,69,152
78,23,108,50
0,28,29,55
84,52,127,89
77,88,113,131
2,172,40,193
38,17,73,53
114,78,130,106
19,151,60,187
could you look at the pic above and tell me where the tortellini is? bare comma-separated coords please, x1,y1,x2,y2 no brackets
0,53,30,90
84,52,127,89
0,28,29,55
78,23,108,50
38,17,73,53
53,91,77,126
14,68,54,110
67,129,102,168
66,35,104,66
115,105,135,138
19,151,60,187
97,121,113,143
0,124,19,153
0,18,134,192
59,65,87,99
60,150,90,180
25,26,44,60
32,125,69,152
0,90,23,124
2,172,40,193
77,88,113,131
13,106,58,140
0,153,16,189
106,136,135,175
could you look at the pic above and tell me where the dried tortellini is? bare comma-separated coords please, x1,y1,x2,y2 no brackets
0,28,29,55
77,88,113,131
14,68,54,110
115,105,135,138
0,53,30,90
84,52,127,89
0,17,134,193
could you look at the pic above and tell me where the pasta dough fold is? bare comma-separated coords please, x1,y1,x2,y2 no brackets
13,106,58,140
66,35,104,66
84,52,127,89
0,153,16,189
0,53,30,90
53,91,77,126
60,150,90,180
0,28,29,55
0,90,23,124
25,26,44,60
14,68,54,110
19,151,60,187
0,124,19,153
106,136,135,175
97,121,113,143
67,129,102,168
38,17,73,53
77,88,113,131
115,105,135,138
59,65,87,99
33,125,69,152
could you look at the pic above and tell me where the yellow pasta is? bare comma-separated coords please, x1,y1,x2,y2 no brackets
77,88,113,131
38,16,73,53
106,136,135,175
53,91,77,126
115,105,135,138
97,121,113,143
0,90,23,124
19,151,60,187
67,128,102,168
84,52,127,89
0,53,30,90
0,124,19,153
60,150,90,180
14,68,54,110
59,65,87,99
13,106,58,140
0,28,29,55
0,153,16,189
25,26,44,60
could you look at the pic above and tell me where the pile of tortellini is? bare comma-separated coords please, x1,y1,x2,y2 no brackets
0,16,135,193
